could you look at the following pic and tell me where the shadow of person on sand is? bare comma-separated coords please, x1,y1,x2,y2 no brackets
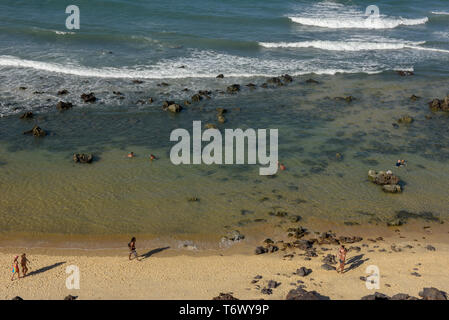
140,247,170,260
26,262,66,277
344,254,369,273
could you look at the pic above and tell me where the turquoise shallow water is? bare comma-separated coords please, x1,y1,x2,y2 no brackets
0,1,448,243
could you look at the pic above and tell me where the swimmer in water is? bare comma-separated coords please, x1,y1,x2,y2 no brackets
127,152,135,158
150,154,156,161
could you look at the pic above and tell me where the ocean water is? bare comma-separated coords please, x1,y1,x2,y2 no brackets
0,1,448,245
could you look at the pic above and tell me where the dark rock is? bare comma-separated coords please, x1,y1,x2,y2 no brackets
411,272,421,277
396,70,414,77
296,267,312,277
162,101,175,110
73,153,93,164
11,296,23,300
57,89,69,95
226,84,240,94
81,92,96,103
212,293,239,300
288,227,308,239
318,231,339,245
286,287,330,300
410,94,420,101
397,115,414,124
132,80,143,84
222,230,244,243
167,104,182,113
267,280,280,289
391,293,419,300
261,288,273,295
281,74,293,83
64,295,78,300
23,125,46,137
267,77,282,86
246,83,257,89
255,246,268,255
191,94,202,102
321,263,336,271
428,96,449,112
216,74,224,79
56,101,73,110
419,287,447,300
361,292,390,300
19,112,33,119
335,96,354,103
339,236,363,244
322,254,337,265
158,82,170,87
426,245,436,251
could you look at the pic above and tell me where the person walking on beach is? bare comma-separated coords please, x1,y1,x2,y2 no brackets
337,245,347,274
20,253,31,277
11,256,20,281
128,237,141,261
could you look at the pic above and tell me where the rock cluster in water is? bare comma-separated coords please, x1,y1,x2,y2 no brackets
368,170,402,193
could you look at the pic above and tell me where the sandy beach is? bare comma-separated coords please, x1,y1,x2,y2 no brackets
2,225,448,300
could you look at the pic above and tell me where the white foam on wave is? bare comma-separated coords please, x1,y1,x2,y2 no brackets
431,11,449,15
0,51,391,80
288,1,428,29
259,40,426,51
289,16,428,29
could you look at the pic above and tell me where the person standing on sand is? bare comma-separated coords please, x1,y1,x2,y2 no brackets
11,256,20,281
128,237,141,261
20,253,31,277
337,245,347,274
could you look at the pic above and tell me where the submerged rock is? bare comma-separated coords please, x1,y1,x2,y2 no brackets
19,111,33,119
226,84,240,94
73,153,93,164
216,74,224,79
56,101,73,110
81,92,97,103
23,125,46,137
368,170,402,193
167,104,182,113
397,115,414,124
428,96,449,112
396,70,414,76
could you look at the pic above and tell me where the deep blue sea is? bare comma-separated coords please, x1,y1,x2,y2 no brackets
1,1,448,93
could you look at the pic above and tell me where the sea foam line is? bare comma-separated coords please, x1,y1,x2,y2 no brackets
0,54,387,79
288,16,428,29
259,40,427,51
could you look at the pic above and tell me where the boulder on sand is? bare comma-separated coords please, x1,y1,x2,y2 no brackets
419,287,447,300
286,287,330,300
